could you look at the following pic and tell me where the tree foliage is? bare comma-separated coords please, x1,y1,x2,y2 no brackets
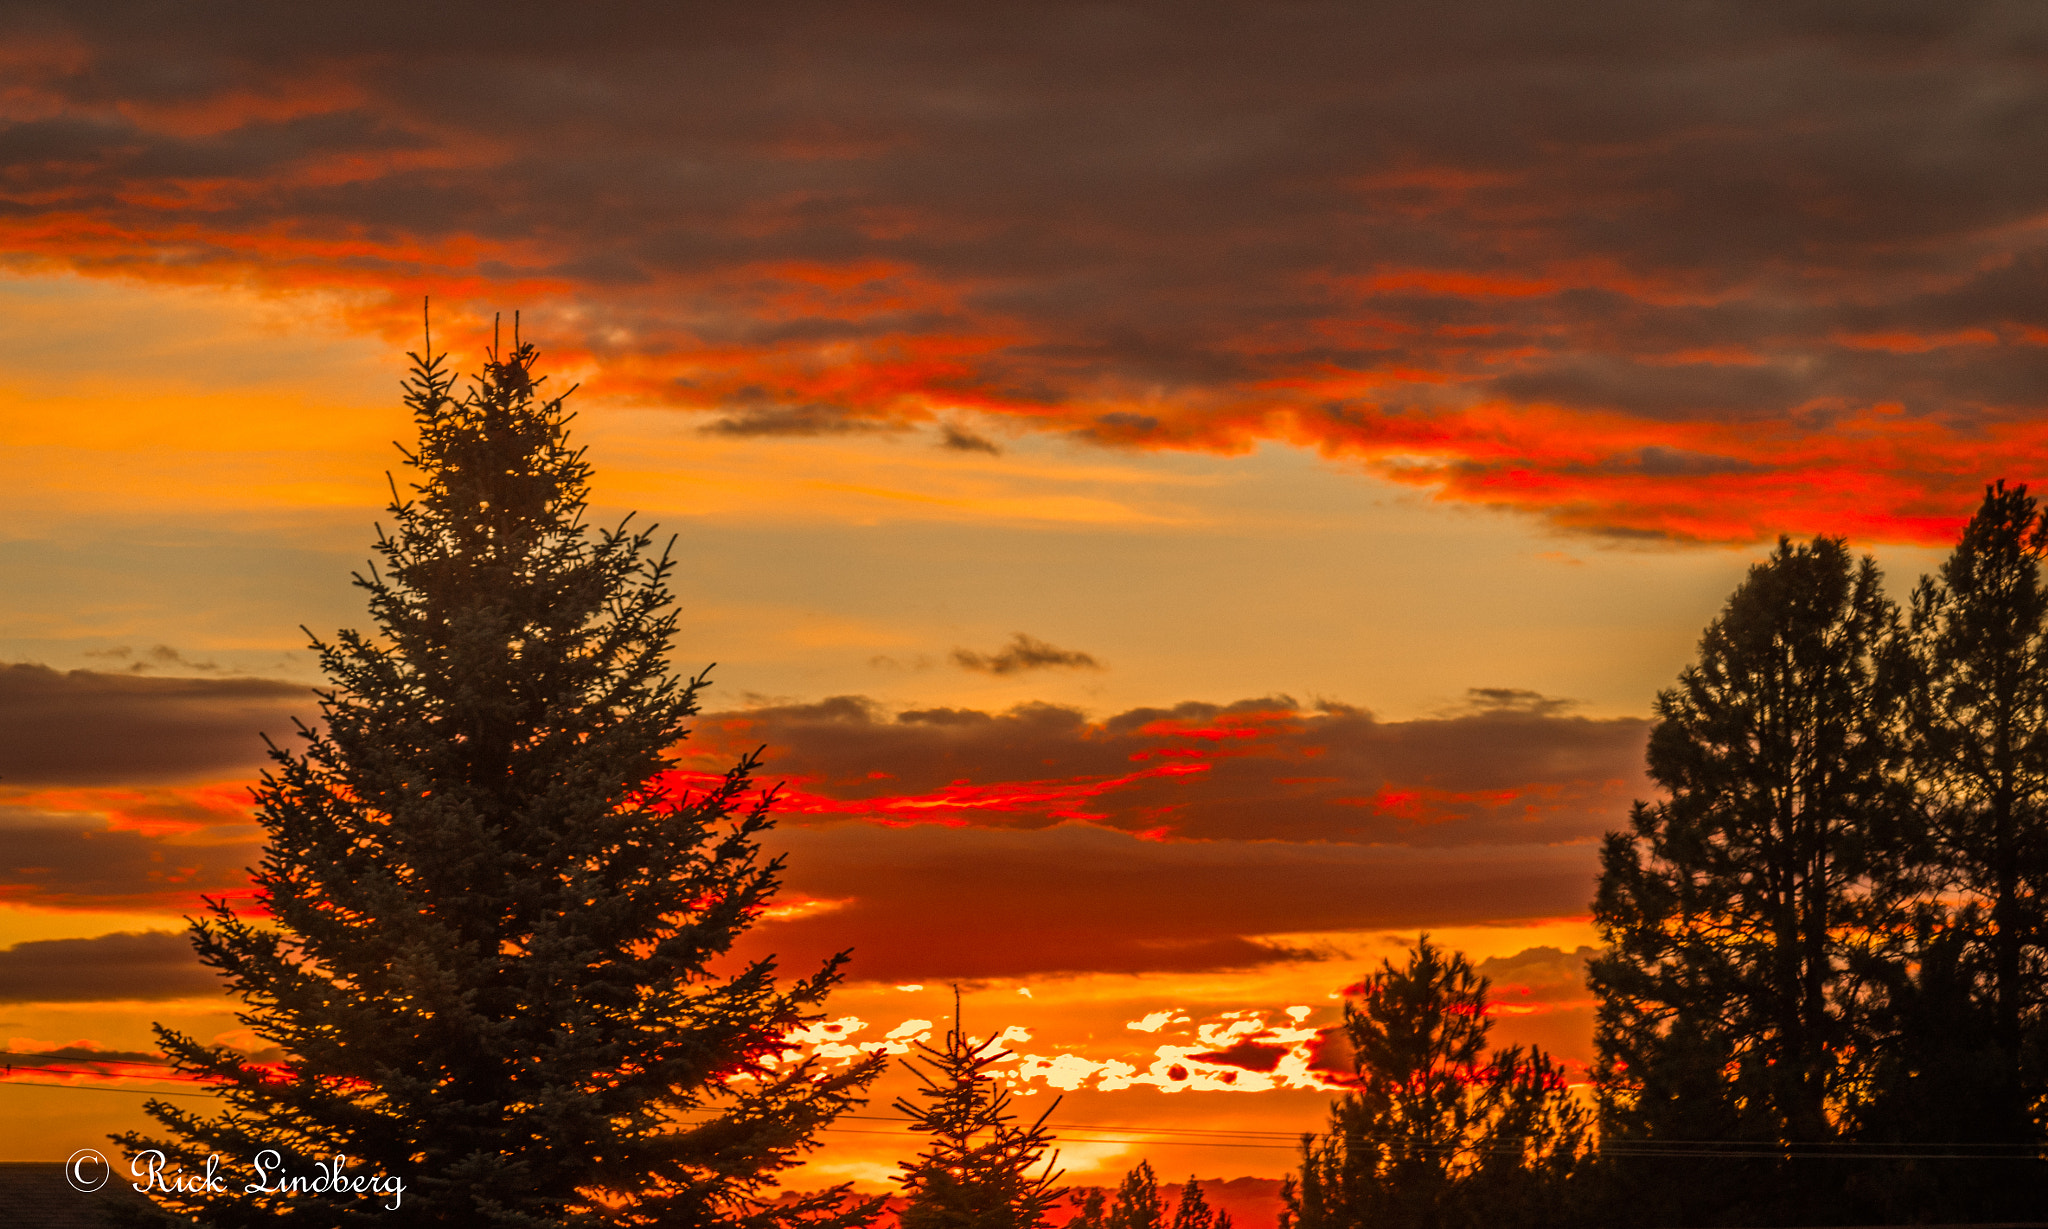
1592,511,2048,1223
1281,937,1588,1229
1900,480,2048,1095
1064,1187,1110,1229
117,322,879,1228
894,994,1062,1229
1859,482,2048,1218
1104,1164,1162,1229
1059,1162,1163,1229
1589,536,1901,1224
1166,1176,1231,1229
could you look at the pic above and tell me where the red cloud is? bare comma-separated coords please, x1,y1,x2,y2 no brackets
1,690,1630,975
675,693,1648,846
1190,1040,1291,1074
0,811,261,912
4,3,2047,541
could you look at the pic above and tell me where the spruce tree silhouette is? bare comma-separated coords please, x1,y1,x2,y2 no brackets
894,990,1062,1229
1061,1164,1163,1229
116,314,880,1228
1166,1175,1232,1229
1103,1162,1162,1229
1065,1186,1109,1229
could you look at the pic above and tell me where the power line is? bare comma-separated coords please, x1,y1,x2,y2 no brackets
0,1079,1311,1150
0,1079,219,1100
5,1071,2042,1162
839,1114,1307,1140
819,1125,1302,1151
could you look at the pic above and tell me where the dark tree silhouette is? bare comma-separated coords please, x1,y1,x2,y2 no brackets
1281,937,1586,1229
1062,1166,1177,1229
1590,536,1904,1225
1166,1176,1231,1229
1902,481,2048,1095
1064,1187,1109,1229
894,993,1062,1229
1856,480,2048,1219
1103,1162,1162,1229
115,318,879,1228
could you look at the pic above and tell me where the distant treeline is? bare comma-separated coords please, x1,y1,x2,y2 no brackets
1280,482,2048,1229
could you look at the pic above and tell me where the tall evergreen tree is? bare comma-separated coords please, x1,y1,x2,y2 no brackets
1064,1187,1109,1229
894,994,1062,1229
1061,1163,1163,1229
1590,536,1903,1225
1861,480,2048,1217
1103,1163,1162,1229
1281,938,1587,1229
1166,1176,1232,1229
116,321,880,1227
1902,481,2048,1099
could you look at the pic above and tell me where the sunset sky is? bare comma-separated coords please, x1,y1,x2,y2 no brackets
0,0,2040,1207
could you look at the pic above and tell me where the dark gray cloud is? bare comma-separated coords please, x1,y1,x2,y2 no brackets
0,815,260,910
0,681,1636,974
684,693,1650,846
0,1044,173,1075
938,422,1002,454
84,644,227,674
0,930,218,1003
0,663,306,786
701,405,903,437
4,2,2048,537
949,634,1102,676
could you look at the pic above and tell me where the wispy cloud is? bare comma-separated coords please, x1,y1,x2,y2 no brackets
951,634,1103,676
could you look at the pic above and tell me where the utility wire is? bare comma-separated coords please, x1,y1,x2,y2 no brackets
0,1079,220,1100
818,1125,1302,1151
839,1113,1306,1139
7,1066,2045,1162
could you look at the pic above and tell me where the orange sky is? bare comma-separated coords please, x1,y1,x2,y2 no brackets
1,0,2041,1211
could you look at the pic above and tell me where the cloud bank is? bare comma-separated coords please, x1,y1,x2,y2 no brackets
0,930,215,1003
0,682,1640,980
744,823,1600,981
681,693,1649,846
3,1,2045,540
0,664,305,787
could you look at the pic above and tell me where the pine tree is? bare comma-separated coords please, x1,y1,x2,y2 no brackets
114,319,880,1227
1860,480,2048,1218
1902,481,2048,1101
1103,1163,1162,1229
1167,1176,1231,1229
894,993,1062,1229
1280,938,1587,1229
1589,536,1904,1225
1064,1187,1109,1229
1061,1167,1171,1229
